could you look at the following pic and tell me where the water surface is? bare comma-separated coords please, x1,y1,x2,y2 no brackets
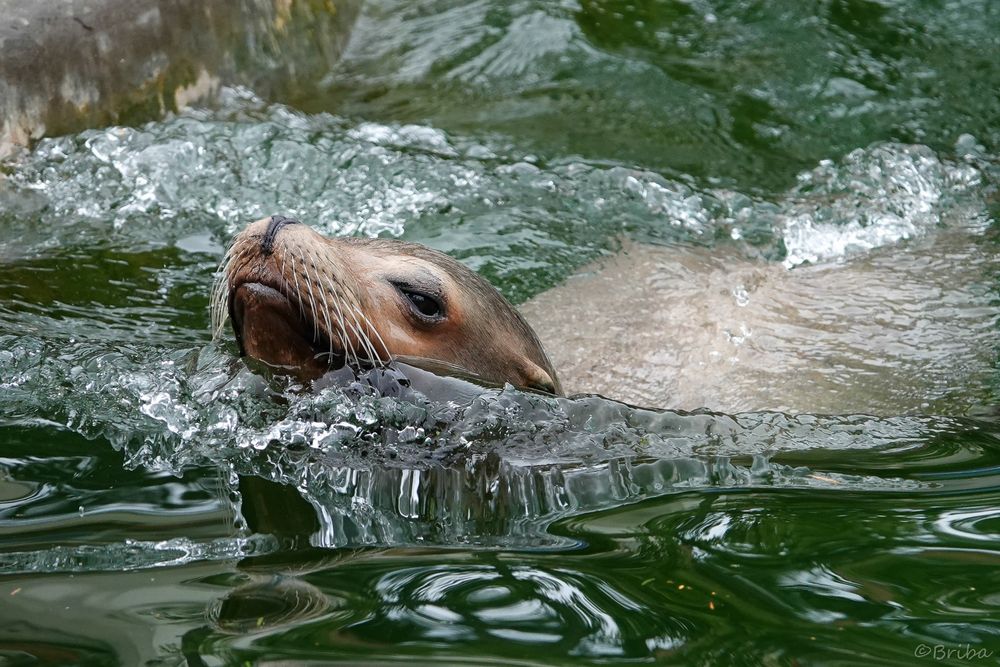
2,0,999,664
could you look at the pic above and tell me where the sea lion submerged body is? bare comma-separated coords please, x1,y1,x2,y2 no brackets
520,234,998,415
212,216,560,395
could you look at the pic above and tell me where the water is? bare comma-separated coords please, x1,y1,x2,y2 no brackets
2,0,1000,664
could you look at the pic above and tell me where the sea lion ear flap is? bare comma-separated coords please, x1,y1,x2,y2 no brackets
518,359,560,396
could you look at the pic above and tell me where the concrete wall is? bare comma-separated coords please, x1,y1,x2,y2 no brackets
0,0,359,159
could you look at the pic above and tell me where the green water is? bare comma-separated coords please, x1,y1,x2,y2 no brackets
2,0,1000,664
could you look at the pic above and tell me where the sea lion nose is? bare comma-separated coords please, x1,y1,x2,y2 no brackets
261,215,301,255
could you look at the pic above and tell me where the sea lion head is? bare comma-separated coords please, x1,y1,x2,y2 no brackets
212,215,561,395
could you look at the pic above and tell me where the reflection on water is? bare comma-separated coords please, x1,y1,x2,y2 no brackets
1,0,999,663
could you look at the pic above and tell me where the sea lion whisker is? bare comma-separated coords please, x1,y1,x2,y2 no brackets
211,241,274,337
274,252,286,287
327,288,364,366
322,274,379,364
209,249,234,337
344,301,378,366
313,279,339,366
215,244,249,279
334,290,377,365
312,252,360,367
351,303,391,365
210,270,233,338
287,252,308,322
331,289,370,360
325,287,358,367
273,253,307,341
305,254,350,366
303,248,351,365
273,253,292,308
300,256,324,345
209,279,223,335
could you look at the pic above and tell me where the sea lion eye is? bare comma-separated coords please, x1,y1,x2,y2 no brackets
405,290,440,317
395,285,444,321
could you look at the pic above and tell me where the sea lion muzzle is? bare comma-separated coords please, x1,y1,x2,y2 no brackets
229,281,340,376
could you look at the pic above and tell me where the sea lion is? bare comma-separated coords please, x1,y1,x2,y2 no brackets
212,215,560,395
214,216,995,416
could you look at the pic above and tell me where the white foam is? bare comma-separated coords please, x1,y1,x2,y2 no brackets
779,143,982,267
